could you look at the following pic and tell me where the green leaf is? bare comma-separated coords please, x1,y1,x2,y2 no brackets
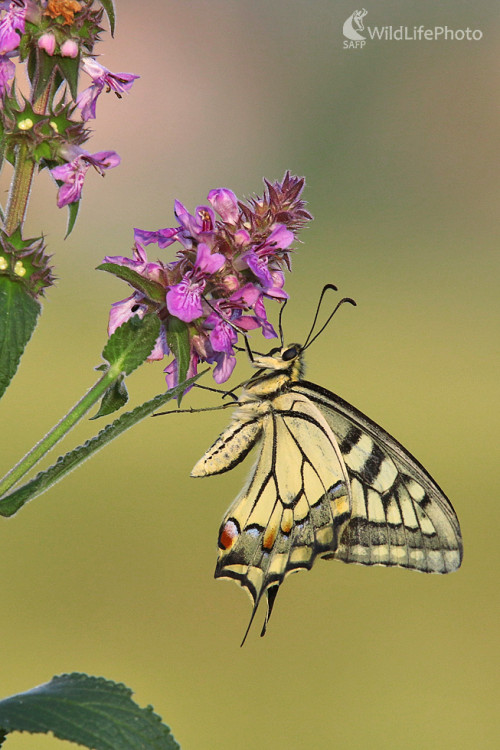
0,672,180,750
0,371,207,516
0,277,40,400
65,198,80,238
90,375,128,419
100,0,117,36
55,54,80,101
102,313,160,376
166,317,190,397
97,262,166,303
31,49,59,103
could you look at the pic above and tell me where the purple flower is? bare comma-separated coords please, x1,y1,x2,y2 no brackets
0,2,25,55
166,243,225,322
108,293,148,336
164,348,199,391
207,188,239,224
77,57,140,121
105,242,163,284
109,293,169,362
165,277,205,323
103,173,312,387
50,148,121,207
0,53,14,96
241,224,294,289
134,227,180,249
211,350,237,383
173,200,216,249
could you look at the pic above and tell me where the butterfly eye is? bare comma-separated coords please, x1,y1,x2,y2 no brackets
282,346,299,361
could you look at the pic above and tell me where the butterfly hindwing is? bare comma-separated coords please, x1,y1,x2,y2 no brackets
293,381,463,574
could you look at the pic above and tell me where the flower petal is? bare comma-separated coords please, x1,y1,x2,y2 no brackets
207,188,239,224
166,277,205,322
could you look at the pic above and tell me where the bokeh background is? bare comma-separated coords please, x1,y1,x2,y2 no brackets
1,1,498,748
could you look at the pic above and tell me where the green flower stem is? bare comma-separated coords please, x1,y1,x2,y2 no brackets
0,370,206,518
4,71,52,236
4,142,35,236
33,80,52,115
0,368,119,501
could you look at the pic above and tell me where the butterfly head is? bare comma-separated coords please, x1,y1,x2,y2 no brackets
251,343,304,381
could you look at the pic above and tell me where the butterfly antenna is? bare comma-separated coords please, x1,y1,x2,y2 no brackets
302,283,338,349
303,292,356,352
278,299,288,348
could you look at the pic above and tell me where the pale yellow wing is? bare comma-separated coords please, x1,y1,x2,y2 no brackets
193,392,352,641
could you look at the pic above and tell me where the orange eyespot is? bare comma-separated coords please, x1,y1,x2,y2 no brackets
218,519,239,550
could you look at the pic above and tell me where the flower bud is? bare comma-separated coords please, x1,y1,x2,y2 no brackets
60,39,78,58
207,188,239,224
38,32,56,56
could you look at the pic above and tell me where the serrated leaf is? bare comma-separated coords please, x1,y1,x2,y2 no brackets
100,0,116,35
0,672,180,750
90,375,128,419
166,317,190,391
0,370,207,516
97,262,166,303
0,277,40,400
102,313,160,376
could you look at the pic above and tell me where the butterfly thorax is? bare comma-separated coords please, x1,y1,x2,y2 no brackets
240,344,304,402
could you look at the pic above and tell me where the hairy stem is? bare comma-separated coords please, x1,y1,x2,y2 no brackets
0,369,118,500
3,73,53,235
3,142,35,235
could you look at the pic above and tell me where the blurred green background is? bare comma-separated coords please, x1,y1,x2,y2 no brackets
1,1,498,748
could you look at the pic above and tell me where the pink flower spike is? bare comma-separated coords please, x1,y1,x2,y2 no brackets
38,32,56,55
207,188,239,224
